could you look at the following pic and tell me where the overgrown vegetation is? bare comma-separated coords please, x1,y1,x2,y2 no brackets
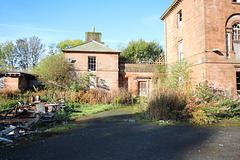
120,39,163,63
34,53,71,89
0,37,45,71
147,60,240,125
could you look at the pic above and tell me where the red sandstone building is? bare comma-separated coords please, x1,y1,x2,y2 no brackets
64,39,120,91
0,28,162,96
63,28,162,96
0,72,39,91
161,0,240,96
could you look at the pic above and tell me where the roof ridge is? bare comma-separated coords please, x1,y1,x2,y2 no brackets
91,40,120,52
62,40,120,53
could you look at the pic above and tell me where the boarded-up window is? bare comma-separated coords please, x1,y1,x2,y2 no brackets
89,76,97,89
0,78,4,90
138,81,147,97
119,75,124,88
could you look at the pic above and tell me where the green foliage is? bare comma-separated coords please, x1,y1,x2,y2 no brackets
56,109,71,122
56,39,83,53
15,36,45,70
195,81,213,102
157,64,166,73
0,99,19,111
0,90,22,111
34,53,71,89
0,41,16,71
45,124,77,133
0,36,45,71
68,73,92,92
166,60,193,90
67,103,120,119
120,39,163,63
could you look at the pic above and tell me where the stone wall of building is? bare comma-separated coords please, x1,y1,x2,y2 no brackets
119,63,164,96
164,0,206,65
204,0,240,57
65,52,119,91
162,0,240,97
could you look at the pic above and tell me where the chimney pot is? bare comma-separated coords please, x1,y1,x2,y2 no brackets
92,26,95,32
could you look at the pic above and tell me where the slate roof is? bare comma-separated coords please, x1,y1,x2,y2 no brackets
63,40,120,54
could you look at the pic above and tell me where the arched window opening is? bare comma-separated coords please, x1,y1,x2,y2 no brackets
232,23,240,58
233,23,240,41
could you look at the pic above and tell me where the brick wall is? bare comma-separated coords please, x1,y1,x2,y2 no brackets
3,77,19,90
65,52,119,90
119,71,164,96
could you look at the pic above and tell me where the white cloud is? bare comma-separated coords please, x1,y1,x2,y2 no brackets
0,23,83,34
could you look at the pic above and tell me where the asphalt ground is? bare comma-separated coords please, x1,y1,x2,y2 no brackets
0,108,240,160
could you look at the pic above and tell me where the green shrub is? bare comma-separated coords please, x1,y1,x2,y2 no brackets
195,81,213,102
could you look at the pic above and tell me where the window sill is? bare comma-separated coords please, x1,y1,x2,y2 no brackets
178,24,182,28
232,2,240,5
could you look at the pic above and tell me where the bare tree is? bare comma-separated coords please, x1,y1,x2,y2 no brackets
15,36,45,71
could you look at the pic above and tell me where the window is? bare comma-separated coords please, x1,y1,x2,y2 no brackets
138,81,147,97
68,58,72,63
88,56,96,72
237,72,240,96
119,75,124,88
178,10,182,27
0,78,4,90
233,23,240,41
226,33,230,58
232,23,240,58
178,40,183,61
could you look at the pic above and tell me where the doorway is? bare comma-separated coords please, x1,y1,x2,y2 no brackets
138,81,147,97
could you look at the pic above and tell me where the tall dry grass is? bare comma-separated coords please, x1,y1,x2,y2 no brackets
67,88,132,104
147,84,187,121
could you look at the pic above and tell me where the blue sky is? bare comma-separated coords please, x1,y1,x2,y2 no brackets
0,0,172,51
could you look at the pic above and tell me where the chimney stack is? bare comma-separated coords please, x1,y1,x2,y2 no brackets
85,27,102,43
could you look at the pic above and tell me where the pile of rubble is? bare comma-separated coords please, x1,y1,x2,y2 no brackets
0,99,65,143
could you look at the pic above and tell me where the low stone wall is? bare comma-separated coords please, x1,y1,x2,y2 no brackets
119,64,161,73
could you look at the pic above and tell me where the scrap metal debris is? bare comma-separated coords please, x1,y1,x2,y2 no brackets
0,96,65,143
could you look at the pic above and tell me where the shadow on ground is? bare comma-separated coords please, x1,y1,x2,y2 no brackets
1,108,239,160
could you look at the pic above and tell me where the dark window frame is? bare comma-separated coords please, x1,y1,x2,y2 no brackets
177,10,182,28
88,56,96,72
